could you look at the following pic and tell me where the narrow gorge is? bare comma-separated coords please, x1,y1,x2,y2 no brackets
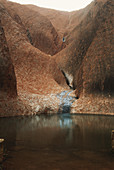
0,0,113,116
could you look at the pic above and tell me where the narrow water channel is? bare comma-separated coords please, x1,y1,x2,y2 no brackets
0,114,114,170
57,90,77,113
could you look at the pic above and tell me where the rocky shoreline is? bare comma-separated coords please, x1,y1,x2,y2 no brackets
0,91,113,117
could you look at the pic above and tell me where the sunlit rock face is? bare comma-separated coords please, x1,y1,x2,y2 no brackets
0,0,68,116
0,19,17,98
2,0,64,56
0,0,67,96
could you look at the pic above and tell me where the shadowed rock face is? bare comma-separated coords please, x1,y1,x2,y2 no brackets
55,0,114,97
0,19,17,98
75,0,114,96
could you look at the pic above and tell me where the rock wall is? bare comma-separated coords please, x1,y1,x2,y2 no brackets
55,0,114,97
75,0,114,96
0,18,17,98
2,0,63,56
0,1,67,95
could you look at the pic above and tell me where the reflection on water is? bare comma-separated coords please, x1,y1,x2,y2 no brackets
0,114,114,169
59,114,73,128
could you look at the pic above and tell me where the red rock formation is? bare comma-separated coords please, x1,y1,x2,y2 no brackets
81,0,114,95
0,0,113,115
0,18,17,98
0,0,67,96
27,1,107,45
27,5,69,38
55,0,114,97
2,0,63,55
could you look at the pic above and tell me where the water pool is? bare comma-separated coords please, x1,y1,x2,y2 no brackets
0,114,114,169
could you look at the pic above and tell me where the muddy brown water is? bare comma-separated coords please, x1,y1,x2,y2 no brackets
0,114,114,170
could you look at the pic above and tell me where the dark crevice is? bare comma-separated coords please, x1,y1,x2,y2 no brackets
61,70,74,90
61,70,69,86
26,29,33,45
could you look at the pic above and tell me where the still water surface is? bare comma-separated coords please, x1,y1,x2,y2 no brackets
0,114,114,170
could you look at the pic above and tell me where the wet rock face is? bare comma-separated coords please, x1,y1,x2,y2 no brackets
0,20,17,97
